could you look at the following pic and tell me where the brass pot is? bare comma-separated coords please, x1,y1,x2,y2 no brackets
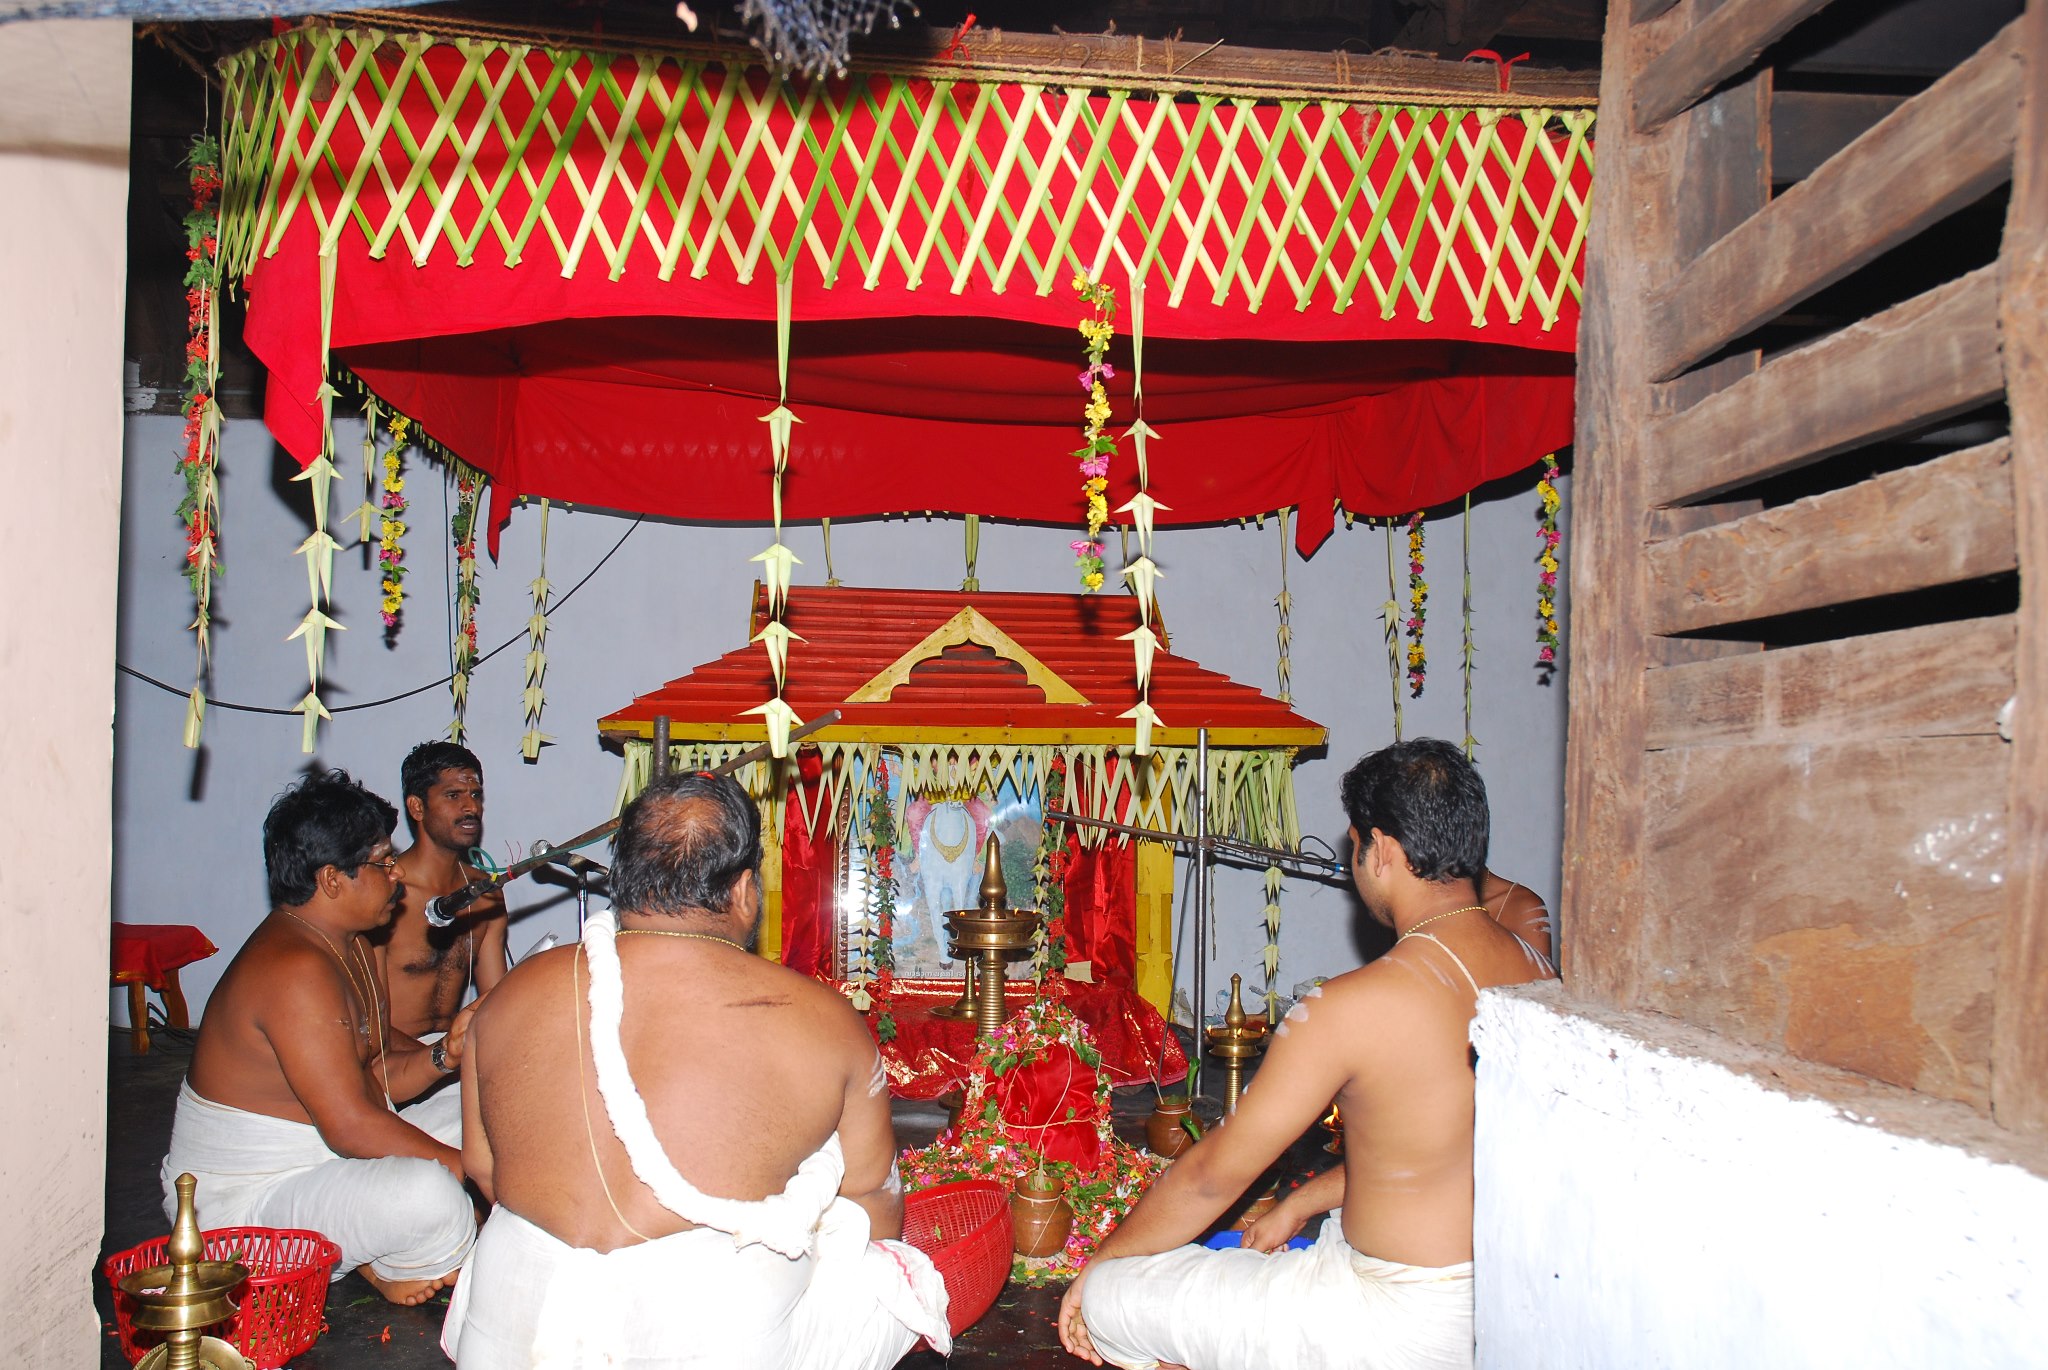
1231,1180,1283,1232
1010,1173,1074,1259
1145,1099,1195,1158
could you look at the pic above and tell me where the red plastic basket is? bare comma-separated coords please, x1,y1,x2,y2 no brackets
902,1180,1012,1337
104,1227,341,1369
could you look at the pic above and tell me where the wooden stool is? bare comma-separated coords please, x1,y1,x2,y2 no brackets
111,923,217,1054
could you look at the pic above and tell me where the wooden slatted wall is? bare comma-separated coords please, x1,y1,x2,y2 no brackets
1566,0,2048,1134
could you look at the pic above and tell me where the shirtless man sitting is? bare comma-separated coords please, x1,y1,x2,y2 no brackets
1481,868,1554,970
377,742,509,1041
160,770,476,1306
442,771,950,1368
1061,738,1557,1370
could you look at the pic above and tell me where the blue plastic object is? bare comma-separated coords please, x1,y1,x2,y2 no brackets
1202,1229,1314,1251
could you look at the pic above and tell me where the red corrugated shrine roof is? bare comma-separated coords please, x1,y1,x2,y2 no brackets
599,585,1325,749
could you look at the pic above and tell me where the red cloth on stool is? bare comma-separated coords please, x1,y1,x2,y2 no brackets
111,923,218,989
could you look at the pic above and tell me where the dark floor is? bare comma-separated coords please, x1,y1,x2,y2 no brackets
99,1029,1326,1368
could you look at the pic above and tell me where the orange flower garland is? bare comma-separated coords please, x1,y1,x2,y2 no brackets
1069,275,1118,591
1536,454,1562,676
378,413,411,640
1405,511,1427,696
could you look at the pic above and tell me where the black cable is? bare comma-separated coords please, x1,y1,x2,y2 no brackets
116,515,644,717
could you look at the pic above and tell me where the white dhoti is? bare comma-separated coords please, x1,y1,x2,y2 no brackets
442,910,950,1368
1081,1214,1473,1370
159,1080,474,1284
442,1178,950,1368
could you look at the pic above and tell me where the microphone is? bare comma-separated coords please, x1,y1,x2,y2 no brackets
423,881,490,928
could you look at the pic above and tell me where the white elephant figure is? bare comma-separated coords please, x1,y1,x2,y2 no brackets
916,801,981,949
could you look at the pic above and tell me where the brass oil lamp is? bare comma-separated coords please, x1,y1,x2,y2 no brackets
1205,973,1269,1114
118,1174,253,1370
940,832,1042,1039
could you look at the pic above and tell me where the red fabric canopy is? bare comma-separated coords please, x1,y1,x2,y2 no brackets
242,215,1572,558
229,36,1585,556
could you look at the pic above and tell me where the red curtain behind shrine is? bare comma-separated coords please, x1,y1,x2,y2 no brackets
776,820,1138,992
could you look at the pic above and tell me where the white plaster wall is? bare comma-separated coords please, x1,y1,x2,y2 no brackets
0,17,130,1359
1472,984,2048,1368
113,404,1570,1023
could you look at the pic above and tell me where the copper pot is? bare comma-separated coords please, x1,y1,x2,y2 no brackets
1010,1173,1073,1259
1145,1099,1195,1158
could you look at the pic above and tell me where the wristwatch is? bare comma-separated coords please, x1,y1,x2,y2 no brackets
430,1041,453,1074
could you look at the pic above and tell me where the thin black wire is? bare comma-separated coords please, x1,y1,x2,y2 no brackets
116,515,644,716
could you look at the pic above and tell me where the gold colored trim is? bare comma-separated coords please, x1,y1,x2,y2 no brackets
846,607,1090,705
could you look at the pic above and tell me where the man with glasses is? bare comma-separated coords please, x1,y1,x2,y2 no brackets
159,770,476,1307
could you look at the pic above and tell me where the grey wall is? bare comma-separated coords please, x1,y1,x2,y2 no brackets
113,408,1570,1024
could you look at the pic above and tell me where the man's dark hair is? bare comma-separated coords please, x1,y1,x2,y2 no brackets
1339,738,1490,884
609,772,763,918
401,741,484,805
264,769,399,906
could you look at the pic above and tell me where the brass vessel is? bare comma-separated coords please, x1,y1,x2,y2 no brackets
940,832,1042,1039
1205,974,1269,1114
119,1174,253,1370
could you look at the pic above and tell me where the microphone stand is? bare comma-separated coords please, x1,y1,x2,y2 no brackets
426,709,843,927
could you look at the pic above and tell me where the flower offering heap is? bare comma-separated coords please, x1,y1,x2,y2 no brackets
900,997,1165,1283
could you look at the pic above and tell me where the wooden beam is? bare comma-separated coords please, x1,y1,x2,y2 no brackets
1559,0,1668,1005
1645,615,2016,749
1642,23,2021,381
1632,0,1831,133
1641,734,2007,1107
1649,264,2004,506
1560,0,1730,1005
1769,90,1908,182
1992,0,2048,1137
1647,504,1765,665
1631,0,1682,25
1646,439,2015,636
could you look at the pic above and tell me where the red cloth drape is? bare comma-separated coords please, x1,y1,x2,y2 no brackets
777,760,839,979
778,819,836,979
1062,837,1136,989
879,983,1188,1100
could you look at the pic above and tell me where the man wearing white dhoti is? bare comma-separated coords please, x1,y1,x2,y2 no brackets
1061,740,1558,1370
444,771,949,1369
163,770,478,1306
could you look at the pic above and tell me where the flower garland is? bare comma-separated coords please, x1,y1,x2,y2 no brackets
1069,275,1118,591
379,413,411,641
1031,756,1071,981
177,134,224,748
1405,510,1427,696
898,998,1165,1283
1536,454,1563,677
866,757,899,1042
448,463,484,743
